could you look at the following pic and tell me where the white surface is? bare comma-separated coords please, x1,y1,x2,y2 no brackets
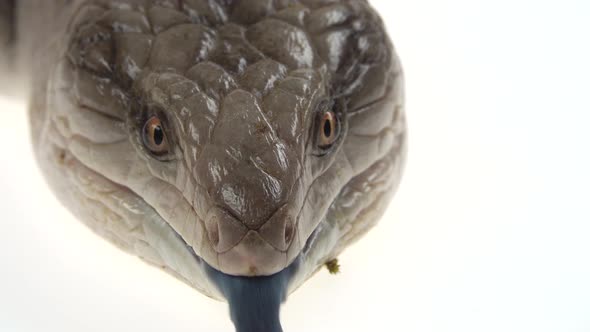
1,1,590,331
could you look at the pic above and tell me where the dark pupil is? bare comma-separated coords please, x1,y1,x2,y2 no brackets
153,125,164,146
323,119,332,138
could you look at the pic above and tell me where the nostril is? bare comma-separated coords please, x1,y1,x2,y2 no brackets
207,215,220,247
205,208,249,253
258,205,297,251
284,217,295,246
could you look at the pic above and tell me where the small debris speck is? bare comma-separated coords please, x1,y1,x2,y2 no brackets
325,259,340,275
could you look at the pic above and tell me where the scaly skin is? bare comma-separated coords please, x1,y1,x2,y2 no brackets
2,0,406,330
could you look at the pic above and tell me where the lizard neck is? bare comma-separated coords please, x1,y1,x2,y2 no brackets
1,0,79,98
0,0,19,97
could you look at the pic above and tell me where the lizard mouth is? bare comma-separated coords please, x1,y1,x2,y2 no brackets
203,256,300,332
171,219,324,332
170,211,328,288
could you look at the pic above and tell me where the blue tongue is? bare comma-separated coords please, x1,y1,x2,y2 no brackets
205,260,299,332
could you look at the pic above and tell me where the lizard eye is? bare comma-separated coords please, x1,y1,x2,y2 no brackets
317,110,340,149
142,116,169,155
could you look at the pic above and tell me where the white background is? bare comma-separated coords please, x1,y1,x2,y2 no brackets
1,1,590,331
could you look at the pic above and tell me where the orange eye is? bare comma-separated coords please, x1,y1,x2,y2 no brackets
318,111,339,149
142,116,169,155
